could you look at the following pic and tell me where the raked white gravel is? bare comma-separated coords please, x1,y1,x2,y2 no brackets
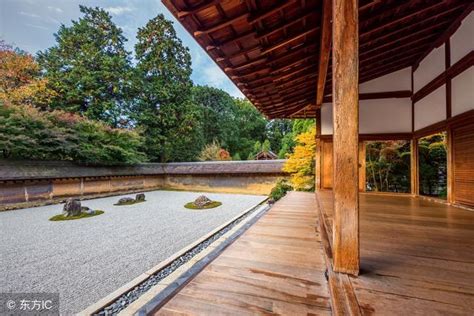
0,190,266,314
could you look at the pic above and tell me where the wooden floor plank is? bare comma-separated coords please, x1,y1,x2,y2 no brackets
318,191,474,315
155,192,331,315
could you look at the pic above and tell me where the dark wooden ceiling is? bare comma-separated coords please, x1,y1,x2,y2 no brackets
162,0,471,118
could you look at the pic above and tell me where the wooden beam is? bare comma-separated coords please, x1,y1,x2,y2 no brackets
225,57,267,73
316,0,332,107
273,64,317,82
360,26,444,59
446,39,452,119
229,43,317,75
256,11,317,40
177,0,221,19
248,0,298,24
332,0,359,276
206,30,255,51
360,9,460,49
412,51,474,103
194,13,250,37
361,41,432,67
261,27,319,55
360,1,456,40
321,90,412,103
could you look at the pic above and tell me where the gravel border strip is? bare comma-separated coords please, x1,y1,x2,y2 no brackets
88,202,268,315
133,204,269,316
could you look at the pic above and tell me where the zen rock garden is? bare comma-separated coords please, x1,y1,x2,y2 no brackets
115,193,146,206
185,195,222,209
49,198,103,221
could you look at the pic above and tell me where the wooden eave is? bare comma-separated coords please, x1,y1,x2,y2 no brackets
162,0,470,119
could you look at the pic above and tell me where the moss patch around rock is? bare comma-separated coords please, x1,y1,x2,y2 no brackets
184,201,222,210
49,210,104,221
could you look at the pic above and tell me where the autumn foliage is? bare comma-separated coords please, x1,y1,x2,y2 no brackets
282,127,316,191
0,43,146,165
0,43,56,108
198,140,231,161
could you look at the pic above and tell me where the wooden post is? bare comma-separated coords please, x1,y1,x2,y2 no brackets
359,142,366,192
410,139,419,196
332,0,359,275
315,109,322,191
446,128,454,204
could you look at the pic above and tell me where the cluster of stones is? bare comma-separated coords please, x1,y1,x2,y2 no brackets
96,205,264,315
63,199,96,217
193,195,213,208
116,193,146,205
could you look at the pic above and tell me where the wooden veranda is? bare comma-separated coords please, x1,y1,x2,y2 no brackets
154,191,474,314
150,0,474,314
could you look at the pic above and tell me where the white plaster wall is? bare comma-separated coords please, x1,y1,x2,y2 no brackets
359,67,412,93
414,44,445,92
359,98,412,134
321,99,412,135
414,85,446,130
321,102,333,135
451,12,474,65
452,67,474,116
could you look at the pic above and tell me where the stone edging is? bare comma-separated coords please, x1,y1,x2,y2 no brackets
79,201,269,316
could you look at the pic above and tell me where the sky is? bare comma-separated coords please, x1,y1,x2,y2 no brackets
0,0,244,98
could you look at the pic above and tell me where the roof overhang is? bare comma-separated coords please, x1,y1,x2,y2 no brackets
162,0,470,119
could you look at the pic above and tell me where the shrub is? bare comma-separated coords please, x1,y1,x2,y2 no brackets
0,103,146,165
198,140,231,161
270,179,293,202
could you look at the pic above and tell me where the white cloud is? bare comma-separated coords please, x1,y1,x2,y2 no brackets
19,11,40,18
105,6,135,16
47,6,63,13
25,23,49,30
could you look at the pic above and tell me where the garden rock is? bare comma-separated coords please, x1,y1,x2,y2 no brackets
135,193,146,202
63,199,82,217
194,195,212,208
118,197,135,205
82,206,95,215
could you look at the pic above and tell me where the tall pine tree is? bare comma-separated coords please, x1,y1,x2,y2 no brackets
37,6,131,126
133,14,201,162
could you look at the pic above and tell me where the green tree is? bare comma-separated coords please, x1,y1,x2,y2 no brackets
366,141,410,193
37,6,132,126
248,140,262,160
277,119,315,158
265,119,292,154
230,98,266,159
133,14,197,162
191,86,236,147
419,133,447,198
262,139,271,151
